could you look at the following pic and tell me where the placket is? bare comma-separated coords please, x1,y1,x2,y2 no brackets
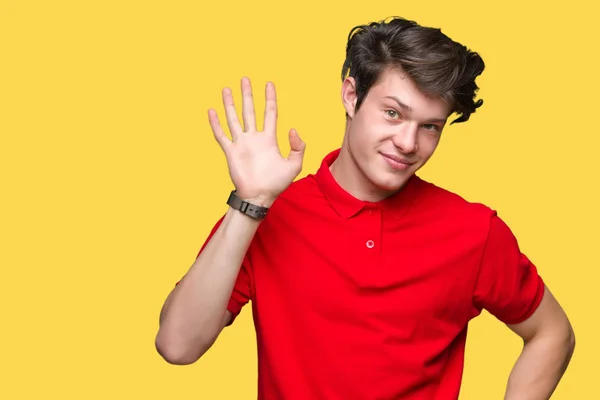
369,206,383,261
358,205,383,269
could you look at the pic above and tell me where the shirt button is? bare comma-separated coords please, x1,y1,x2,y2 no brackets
366,240,375,248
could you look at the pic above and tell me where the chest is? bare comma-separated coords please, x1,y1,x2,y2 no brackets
249,208,483,332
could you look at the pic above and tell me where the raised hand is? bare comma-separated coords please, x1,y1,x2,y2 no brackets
208,77,306,206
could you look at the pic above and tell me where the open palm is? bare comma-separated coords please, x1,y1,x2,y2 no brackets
208,77,306,205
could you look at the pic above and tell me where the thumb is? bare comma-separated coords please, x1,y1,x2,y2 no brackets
287,128,306,166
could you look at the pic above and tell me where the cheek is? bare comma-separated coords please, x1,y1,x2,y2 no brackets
354,114,388,144
347,124,378,171
349,116,373,147
418,135,441,159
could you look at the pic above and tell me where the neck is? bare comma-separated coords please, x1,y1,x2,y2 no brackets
329,136,396,203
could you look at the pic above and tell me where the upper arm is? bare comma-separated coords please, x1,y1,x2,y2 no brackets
222,310,233,328
162,214,253,327
507,284,574,343
473,214,545,324
159,285,233,330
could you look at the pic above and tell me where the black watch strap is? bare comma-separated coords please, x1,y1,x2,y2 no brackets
226,190,269,220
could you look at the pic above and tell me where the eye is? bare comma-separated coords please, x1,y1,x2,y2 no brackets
385,109,400,119
422,124,440,132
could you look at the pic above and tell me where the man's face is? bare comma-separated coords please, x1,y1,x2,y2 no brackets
340,67,452,198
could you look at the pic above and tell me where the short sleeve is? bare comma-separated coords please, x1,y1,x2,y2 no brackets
175,215,253,326
473,214,545,325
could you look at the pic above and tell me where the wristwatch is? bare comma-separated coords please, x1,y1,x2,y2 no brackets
226,190,269,220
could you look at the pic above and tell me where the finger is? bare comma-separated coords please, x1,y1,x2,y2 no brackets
208,108,231,151
263,81,278,134
287,128,306,168
222,87,243,139
241,77,256,132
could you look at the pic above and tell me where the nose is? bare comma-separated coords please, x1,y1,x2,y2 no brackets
392,123,419,154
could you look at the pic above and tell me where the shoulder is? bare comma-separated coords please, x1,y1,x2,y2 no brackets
413,176,498,235
252,173,324,235
268,173,323,211
417,176,495,217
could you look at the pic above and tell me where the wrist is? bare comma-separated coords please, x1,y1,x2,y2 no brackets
234,192,276,208
227,190,273,220
241,197,275,208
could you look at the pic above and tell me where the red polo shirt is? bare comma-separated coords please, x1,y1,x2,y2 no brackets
188,148,544,399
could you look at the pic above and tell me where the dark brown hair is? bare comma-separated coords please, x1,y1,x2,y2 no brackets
342,17,485,124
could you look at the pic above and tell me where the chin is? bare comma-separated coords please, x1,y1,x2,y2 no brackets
371,172,412,193
356,153,418,195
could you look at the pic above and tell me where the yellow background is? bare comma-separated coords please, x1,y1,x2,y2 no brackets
1,0,598,398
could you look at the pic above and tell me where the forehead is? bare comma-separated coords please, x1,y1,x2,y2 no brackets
367,68,452,118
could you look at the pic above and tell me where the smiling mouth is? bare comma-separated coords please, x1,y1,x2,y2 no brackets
381,153,415,170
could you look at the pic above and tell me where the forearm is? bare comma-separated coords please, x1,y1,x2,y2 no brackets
156,206,263,363
504,331,575,400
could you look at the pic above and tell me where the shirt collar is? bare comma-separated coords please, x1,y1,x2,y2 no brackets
314,148,423,220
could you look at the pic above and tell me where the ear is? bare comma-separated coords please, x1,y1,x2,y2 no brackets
341,77,358,118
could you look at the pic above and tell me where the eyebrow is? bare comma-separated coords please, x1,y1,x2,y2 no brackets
384,95,448,123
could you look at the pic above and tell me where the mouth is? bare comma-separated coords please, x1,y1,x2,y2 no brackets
380,152,415,171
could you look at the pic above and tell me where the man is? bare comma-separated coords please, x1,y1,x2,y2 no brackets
155,17,575,399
